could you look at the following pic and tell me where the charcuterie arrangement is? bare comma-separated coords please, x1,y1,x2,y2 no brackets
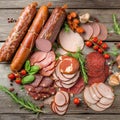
0,2,120,115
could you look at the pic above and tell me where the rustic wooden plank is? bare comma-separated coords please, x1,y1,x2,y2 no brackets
0,42,120,114
0,9,120,42
0,114,120,120
0,0,120,9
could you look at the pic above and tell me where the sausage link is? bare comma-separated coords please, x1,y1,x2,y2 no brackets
0,2,38,62
10,5,49,72
37,7,66,43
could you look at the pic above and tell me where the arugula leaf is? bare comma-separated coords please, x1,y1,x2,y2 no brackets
25,60,31,72
112,14,120,35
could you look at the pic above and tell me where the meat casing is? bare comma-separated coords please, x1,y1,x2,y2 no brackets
0,2,38,62
10,5,49,72
37,7,66,43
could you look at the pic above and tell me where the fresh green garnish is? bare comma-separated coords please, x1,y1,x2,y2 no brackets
25,60,31,73
0,85,44,114
67,51,88,84
22,75,35,85
112,14,120,34
64,23,70,32
55,52,61,60
108,46,120,57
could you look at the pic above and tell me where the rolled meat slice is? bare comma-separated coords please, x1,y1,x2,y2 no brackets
35,38,52,52
0,2,37,62
90,22,100,37
97,23,108,41
81,24,93,40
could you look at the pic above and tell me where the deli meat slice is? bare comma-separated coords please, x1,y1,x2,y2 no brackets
30,51,47,65
84,86,97,104
61,81,76,89
99,97,114,105
98,23,108,41
55,47,67,55
97,102,113,109
35,38,52,52
96,83,114,99
81,24,93,40
90,22,100,37
54,91,66,106
59,28,84,52
63,72,77,79
35,51,55,68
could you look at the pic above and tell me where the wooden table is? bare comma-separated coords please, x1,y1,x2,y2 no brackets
0,0,120,120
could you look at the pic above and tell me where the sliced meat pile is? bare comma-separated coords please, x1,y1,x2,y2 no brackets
24,74,56,100
81,22,107,40
59,28,84,52
51,90,70,115
52,55,80,89
86,52,109,85
30,51,56,76
84,83,114,111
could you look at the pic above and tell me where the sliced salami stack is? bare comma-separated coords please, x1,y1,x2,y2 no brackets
86,52,109,85
51,90,70,115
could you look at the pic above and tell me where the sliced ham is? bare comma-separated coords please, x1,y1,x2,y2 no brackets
39,77,54,87
35,51,55,68
84,86,97,104
59,28,84,52
55,80,63,88
30,51,47,65
55,47,67,55
54,91,66,106
99,97,114,105
52,72,59,81
96,83,114,99
35,38,52,52
61,81,76,89
98,23,108,41
90,22,100,37
56,104,68,112
60,90,70,103
97,102,113,109
63,72,77,79
30,74,43,87
91,83,102,99
81,24,93,40
89,86,99,101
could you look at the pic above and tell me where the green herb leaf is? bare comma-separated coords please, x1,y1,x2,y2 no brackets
112,14,120,35
29,65,40,75
0,85,44,114
25,60,31,72
22,75,35,85
64,23,70,32
67,51,88,83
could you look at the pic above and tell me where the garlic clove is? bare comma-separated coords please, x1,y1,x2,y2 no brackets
108,74,120,86
79,13,90,23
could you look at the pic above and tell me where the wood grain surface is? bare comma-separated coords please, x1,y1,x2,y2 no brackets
0,0,120,120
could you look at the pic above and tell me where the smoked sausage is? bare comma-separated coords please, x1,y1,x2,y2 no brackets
36,6,66,43
10,5,49,72
0,2,38,62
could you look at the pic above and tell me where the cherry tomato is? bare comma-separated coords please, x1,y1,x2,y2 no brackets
8,73,16,81
92,37,98,43
102,43,108,49
15,78,22,84
73,97,80,105
97,40,103,45
85,41,93,47
98,48,103,53
104,53,110,59
20,69,27,76
93,45,99,50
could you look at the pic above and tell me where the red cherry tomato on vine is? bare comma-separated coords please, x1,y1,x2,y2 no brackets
73,97,80,105
85,41,92,47
92,37,98,43
8,73,16,81
104,53,110,59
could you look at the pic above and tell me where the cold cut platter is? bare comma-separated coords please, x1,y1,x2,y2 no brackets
0,2,120,116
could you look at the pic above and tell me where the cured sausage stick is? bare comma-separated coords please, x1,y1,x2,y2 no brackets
0,2,38,62
10,5,49,72
37,6,66,43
